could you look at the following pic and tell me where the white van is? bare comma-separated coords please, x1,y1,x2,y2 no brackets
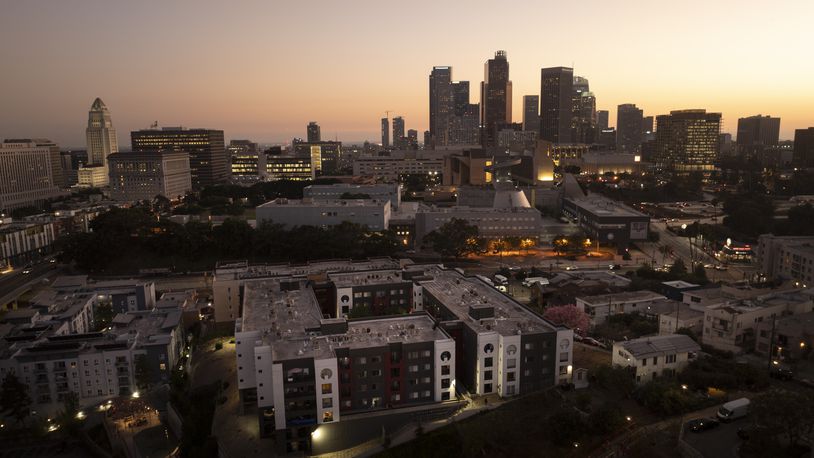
494,274,508,285
717,398,750,421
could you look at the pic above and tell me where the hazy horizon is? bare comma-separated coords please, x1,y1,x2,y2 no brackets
2,0,812,148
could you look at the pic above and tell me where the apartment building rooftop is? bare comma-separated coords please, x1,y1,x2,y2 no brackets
258,198,388,208
419,266,558,336
577,290,665,305
711,289,814,314
239,278,449,360
327,269,407,288
215,258,403,282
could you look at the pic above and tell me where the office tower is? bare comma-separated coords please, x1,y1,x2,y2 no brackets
381,118,390,148
393,116,405,148
794,128,814,167
407,129,418,150
523,95,540,133
0,140,63,211
642,116,654,135
131,127,227,189
616,104,644,154
86,98,118,167
429,66,453,147
451,81,470,116
307,122,321,142
736,115,780,159
228,140,263,182
292,140,342,175
108,151,192,202
480,51,512,147
598,129,616,149
654,109,722,173
571,80,596,145
449,81,480,146
719,133,735,157
423,131,431,148
540,67,573,144
597,110,609,131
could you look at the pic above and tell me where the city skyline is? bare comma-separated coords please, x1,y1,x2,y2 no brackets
2,0,813,147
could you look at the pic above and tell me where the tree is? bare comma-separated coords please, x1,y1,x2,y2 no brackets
668,258,687,276
56,392,80,433
94,302,115,331
592,365,636,398
750,390,814,447
542,305,591,337
589,402,625,434
134,354,153,390
0,372,32,424
424,218,479,258
544,408,585,446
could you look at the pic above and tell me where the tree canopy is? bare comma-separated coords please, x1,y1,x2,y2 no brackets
424,218,480,258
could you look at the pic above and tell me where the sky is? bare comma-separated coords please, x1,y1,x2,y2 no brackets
1,0,812,147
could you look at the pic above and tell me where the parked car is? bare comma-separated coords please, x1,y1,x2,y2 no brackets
583,337,603,347
608,264,621,270
770,365,794,380
688,418,720,432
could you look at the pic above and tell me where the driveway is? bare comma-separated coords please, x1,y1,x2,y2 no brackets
682,416,747,458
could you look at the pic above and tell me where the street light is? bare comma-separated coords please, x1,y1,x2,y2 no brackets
681,384,688,390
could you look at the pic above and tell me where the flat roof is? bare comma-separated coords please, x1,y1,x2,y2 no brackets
257,198,388,208
240,278,450,360
418,266,558,336
565,194,648,218
577,290,665,305
215,258,403,282
328,269,409,288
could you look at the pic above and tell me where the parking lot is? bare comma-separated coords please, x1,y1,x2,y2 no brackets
682,416,748,458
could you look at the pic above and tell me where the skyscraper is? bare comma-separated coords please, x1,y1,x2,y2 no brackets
736,115,780,159
642,116,654,136
449,81,480,146
540,67,573,144
616,104,644,154
480,51,512,147
307,122,321,142
131,127,227,189
393,116,405,148
597,110,609,131
429,66,452,147
523,95,540,133
381,118,390,148
654,109,722,173
86,98,118,167
570,77,595,144
794,127,814,167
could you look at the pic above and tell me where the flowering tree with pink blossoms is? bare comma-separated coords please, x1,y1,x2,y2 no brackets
542,304,590,337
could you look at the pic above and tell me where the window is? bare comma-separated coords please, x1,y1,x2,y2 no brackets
371,369,381,377
485,370,493,381
652,357,658,365
321,383,332,394
560,352,569,362
422,350,431,358
506,344,517,355
506,385,515,396
408,365,419,373
507,358,516,369
485,357,493,368
666,354,677,363
441,365,450,376
507,372,516,382
484,343,494,354
409,392,419,399
442,392,451,401
442,378,450,389
484,383,493,393
440,351,451,362
371,356,381,364
322,398,333,408
559,366,568,375
323,411,334,422
421,390,431,398
321,368,332,380
642,358,647,367
391,368,401,377
421,377,431,384
524,343,534,350
357,357,367,365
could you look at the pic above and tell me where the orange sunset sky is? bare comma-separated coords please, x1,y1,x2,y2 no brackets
1,0,812,147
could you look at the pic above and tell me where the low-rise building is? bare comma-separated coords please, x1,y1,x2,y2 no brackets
757,234,814,284
304,183,402,210
77,165,110,188
658,304,705,336
256,198,391,231
352,150,445,181
575,291,667,327
266,155,314,181
702,289,814,353
415,206,545,244
562,194,650,252
754,311,814,360
0,221,57,268
612,334,700,383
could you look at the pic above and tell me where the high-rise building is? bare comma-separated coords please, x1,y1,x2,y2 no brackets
480,51,512,147
293,140,342,175
449,81,479,146
736,115,780,159
540,67,573,144
307,122,321,143
571,77,596,144
228,140,263,182
108,151,192,202
0,140,63,211
523,95,540,134
597,110,610,131
794,128,814,167
86,98,118,167
393,116,405,148
654,110,722,173
451,81,470,116
423,131,431,148
381,118,390,148
406,129,418,150
616,104,644,154
642,116,654,136
429,66,453,148
131,127,227,189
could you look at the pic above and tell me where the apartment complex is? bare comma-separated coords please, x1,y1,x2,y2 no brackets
575,290,670,327
654,109,721,173
108,151,192,202
0,221,57,268
757,234,814,284
131,127,227,189
352,151,445,181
